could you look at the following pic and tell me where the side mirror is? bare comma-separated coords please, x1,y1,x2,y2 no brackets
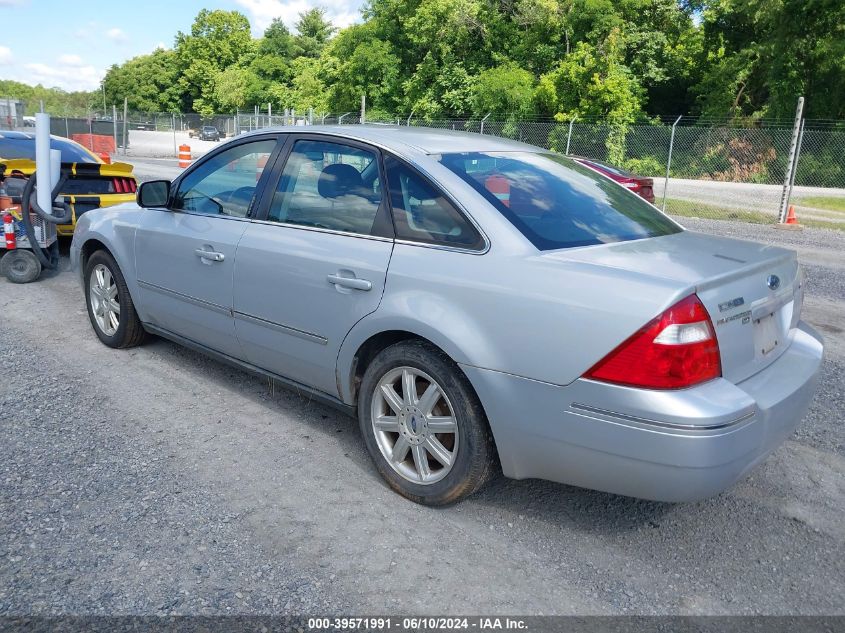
137,180,171,208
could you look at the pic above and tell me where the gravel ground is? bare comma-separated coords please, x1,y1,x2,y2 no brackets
0,216,843,616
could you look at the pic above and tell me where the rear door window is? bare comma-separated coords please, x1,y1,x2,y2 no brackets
384,156,484,250
440,151,680,250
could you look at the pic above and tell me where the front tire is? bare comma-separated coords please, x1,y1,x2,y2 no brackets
84,250,146,348
358,340,497,506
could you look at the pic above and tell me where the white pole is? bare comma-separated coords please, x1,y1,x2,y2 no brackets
50,149,61,191
35,112,53,211
112,104,118,152
786,118,805,205
480,112,491,135
565,118,576,155
661,115,683,212
361,94,366,124
778,97,805,223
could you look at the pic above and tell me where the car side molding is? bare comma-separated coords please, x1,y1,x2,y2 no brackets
143,323,355,417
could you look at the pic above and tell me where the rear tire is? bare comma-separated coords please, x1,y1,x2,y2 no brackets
358,340,497,506
84,250,146,348
1,249,41,283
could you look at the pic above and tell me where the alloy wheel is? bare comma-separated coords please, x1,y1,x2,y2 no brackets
89,263,120,336
371,366,459,485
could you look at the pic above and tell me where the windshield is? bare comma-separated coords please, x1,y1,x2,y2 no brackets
0,137,97,163
439,151,680,250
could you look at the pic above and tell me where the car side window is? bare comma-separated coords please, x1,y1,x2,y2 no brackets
267,140,382,236
384,156,484,250
171,139,276,217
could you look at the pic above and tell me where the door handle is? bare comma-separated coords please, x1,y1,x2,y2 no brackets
195,248,225,262
327,273,372,291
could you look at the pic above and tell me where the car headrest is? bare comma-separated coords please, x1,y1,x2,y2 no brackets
318,163,365,199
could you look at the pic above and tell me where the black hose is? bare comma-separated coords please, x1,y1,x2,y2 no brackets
20,173,64,270
28,171,73,224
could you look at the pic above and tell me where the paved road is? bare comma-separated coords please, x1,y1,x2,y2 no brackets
1,219,843,616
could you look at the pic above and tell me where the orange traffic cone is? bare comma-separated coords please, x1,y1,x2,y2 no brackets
776,205,802,230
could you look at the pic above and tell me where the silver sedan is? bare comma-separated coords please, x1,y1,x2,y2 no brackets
71,126,824,505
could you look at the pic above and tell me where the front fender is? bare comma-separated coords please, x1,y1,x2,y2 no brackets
70,204,144,314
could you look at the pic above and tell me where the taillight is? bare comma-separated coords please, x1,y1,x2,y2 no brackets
584,294,721,389
111,178,136,193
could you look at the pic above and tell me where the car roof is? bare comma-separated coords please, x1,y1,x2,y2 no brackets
0,131,102,163
239,125,542,155
0,131,37,140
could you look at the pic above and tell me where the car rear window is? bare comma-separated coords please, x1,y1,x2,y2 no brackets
0,137,96,163
439,151,680,250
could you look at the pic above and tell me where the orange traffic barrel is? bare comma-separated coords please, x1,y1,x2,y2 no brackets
178,144,192,168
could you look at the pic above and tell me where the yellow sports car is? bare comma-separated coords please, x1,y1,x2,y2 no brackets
0,131,137,236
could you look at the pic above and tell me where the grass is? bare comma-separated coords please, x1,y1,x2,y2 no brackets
663,198,845,231
794,196,845,214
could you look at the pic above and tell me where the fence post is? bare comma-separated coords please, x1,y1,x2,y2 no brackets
661,115,683,213
361,94,366,124
565,118,576,155
778,96,805,223
406,109,415,126
122,97,128,155
480,112,491,135
112,105,117,150
786,117,806,208
309,107,314,125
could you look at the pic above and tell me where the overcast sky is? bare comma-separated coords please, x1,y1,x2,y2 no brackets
0,0,364,92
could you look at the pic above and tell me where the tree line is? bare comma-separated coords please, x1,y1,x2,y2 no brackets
6,1,845,122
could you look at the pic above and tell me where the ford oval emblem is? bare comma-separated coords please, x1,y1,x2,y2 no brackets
767,274,781,291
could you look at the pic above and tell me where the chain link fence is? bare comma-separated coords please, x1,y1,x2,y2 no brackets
36,107,845,230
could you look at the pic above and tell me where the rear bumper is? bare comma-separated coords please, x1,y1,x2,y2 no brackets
462,321,824,502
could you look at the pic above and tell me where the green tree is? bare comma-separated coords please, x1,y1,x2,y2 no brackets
270,57,329,113
473,63,536,117
259,18,295,58
175,9,255,114
293,8,336,58
324,23,401,114
536,29,643,123
103,48,182,113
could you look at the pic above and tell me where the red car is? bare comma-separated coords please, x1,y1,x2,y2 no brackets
572,157,655,204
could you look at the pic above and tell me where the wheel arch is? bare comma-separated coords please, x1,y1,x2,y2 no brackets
79,237,112,272
338,320,487,413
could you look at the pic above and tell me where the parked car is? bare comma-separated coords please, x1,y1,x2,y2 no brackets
0,131,138,236
70,127,823,506
199,125,221,141
572,156,656,203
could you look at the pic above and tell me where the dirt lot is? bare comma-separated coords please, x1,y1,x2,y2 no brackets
1,213,843,615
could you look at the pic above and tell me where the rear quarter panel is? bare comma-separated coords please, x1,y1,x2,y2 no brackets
336,241,689,402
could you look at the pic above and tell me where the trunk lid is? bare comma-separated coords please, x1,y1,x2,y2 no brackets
546,230,804,384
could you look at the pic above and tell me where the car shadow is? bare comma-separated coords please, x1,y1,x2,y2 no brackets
144,333,701,532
